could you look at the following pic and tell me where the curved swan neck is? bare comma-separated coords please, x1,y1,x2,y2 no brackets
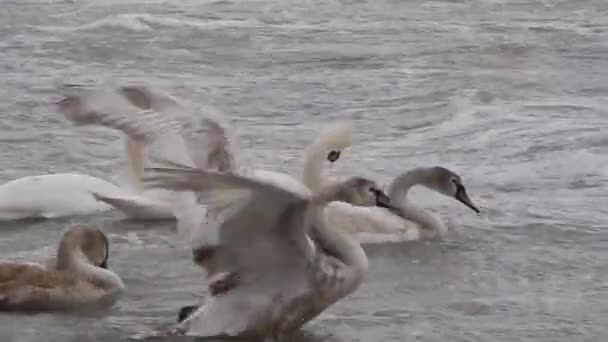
309,185,368,272
125,137,145,192
301,122,352,192
310,183,350,205
56,241,125,291
301,141,327,193
387,167,434,199
311,208,368,274
387,168,448,236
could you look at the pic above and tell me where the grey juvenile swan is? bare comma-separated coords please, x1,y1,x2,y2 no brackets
142,165,393,339
0,225,125,312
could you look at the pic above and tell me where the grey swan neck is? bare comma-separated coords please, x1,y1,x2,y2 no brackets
56,240,125,291
310,184,369,273
386,168,447,236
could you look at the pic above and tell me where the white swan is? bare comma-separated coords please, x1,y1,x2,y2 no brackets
0,107,176,221
141,165,391,339
0,224,125,312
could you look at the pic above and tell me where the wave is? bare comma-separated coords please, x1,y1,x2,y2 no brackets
37,13,259,33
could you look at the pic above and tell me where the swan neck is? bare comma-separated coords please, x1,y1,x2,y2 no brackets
125,137,145,192
311,183,349,205
387,167,433,199
56,241,125,291
387,168,448,236
311,208,368,273
301,140,326,193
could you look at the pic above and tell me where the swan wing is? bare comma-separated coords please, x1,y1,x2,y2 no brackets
188,108,252,175
143,166,307,228
144,167,323,338
90,191,174,219
55,83,196,168
56,83,204,232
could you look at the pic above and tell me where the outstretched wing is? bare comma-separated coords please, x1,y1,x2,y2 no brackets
55,82,197,169
143,166,311,249
56,83,202,236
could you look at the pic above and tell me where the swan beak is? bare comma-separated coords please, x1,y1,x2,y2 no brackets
327,150,341,162
177,305,199,323
374,189,394,210
455,186,479,213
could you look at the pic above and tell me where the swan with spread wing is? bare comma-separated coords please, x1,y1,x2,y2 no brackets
141,164,393,338
55,84,354,225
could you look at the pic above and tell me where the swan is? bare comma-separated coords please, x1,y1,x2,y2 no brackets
54,84,356,229
322,166,480,240
55,84,201,226
141,165,393,339
0,224,125,312
0,122,175,220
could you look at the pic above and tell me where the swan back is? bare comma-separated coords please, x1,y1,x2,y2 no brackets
0,173,131,220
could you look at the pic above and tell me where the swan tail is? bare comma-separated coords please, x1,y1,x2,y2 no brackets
301,121,353,192
90,191,173,220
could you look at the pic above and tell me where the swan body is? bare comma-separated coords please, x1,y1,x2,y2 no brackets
0,224,125,312
0,171,175,221
0,125,177,221
142,166,390,339
0,173,118,220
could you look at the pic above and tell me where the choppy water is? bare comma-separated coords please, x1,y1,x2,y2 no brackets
1,0,608,340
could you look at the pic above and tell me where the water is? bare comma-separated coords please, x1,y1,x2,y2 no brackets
1,0,607,340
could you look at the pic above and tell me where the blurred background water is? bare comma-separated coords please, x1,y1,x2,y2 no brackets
0,0,607,341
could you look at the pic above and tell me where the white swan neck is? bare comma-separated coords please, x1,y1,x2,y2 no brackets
125,137,145,192
310,187,368,273
387,167,433,199
301,141,326,193
387,168,448,236
312,208,368,273
301,122,352,192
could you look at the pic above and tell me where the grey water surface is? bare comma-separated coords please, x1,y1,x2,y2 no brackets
1,0,607,341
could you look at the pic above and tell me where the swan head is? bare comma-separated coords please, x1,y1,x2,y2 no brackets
57,225,110,270
340,177,394,209
430,167,479,213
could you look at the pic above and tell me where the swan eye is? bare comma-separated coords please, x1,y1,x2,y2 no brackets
327,150,341,162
